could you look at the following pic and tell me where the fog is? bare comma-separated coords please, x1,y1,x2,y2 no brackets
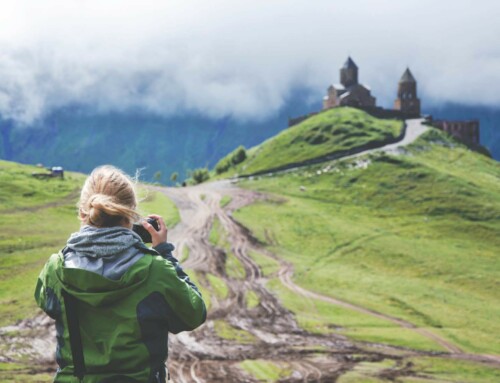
0,0,498,124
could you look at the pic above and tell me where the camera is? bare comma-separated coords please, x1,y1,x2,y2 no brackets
132,218,160,243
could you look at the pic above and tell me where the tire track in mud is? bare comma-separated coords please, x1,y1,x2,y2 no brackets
278,261,463,354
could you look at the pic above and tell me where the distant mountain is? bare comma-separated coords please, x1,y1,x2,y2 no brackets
0,92,497,183
0,90,315,183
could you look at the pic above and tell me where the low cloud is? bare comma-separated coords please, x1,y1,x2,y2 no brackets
0,0,498,124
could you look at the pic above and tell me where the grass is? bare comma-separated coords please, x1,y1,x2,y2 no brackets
0,368,54,383
338,356,500,383
209,216,246,279
405,356,500,382
215,107,403,177
247,250,281,277
266,278,445,352
0,161,81,211
239,359,291,382
186,270,212,311
213,320,256,344
206,273,229,300
180,244,190,262
220,195,232,208
209,216,223,246
0,161,86,327
245,290,260,309
337,360,397,383
137,186,180,228
233,129,500,354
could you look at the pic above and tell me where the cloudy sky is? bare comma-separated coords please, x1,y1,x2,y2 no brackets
0,0,499,123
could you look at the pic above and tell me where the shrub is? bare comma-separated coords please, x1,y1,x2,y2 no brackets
214,146,247,174
191,168,210,184
231,146,247,165
215,158,231,174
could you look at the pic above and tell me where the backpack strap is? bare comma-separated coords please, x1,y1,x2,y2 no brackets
62,289,86,382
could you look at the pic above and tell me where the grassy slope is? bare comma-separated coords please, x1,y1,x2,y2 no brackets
137,186,180,228
0,161,86,326
233,129,500,357
215,107,402,177
0,160,180,381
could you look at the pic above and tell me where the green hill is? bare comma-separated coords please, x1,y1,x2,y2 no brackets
214,107,403,176
231,127,500,357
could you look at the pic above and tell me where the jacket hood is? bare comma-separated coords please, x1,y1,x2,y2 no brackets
55,253,153,307
55,226,158,307
66,225,142,258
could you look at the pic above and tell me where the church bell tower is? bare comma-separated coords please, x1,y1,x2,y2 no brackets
340,57,358,88
394,68,421,116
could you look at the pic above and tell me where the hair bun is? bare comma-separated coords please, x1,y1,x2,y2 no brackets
78,165,139,228
87,194,116,227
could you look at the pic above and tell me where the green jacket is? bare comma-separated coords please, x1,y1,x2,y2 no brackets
34,241,206,383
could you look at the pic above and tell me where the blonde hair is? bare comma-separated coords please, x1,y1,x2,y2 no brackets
78,165,139,227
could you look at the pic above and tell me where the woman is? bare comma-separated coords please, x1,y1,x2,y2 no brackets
34,165,206,383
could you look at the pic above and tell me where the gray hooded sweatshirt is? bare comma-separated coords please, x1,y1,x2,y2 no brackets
64,225,147,280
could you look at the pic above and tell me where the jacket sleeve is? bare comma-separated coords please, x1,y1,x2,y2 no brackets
153,242,207,333
34,254,62,319
153,242,202,295
34,262,48,310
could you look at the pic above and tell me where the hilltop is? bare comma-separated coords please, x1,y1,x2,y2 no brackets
214,107,403,177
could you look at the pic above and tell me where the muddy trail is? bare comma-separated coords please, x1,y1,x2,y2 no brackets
152,181,500,381
1,181,499,382
153,182,415,382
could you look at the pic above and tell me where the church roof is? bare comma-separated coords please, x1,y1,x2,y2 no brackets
400,68,416,83
339,91,351,99
343,56,358,69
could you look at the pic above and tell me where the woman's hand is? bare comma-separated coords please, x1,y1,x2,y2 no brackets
142,214,168,247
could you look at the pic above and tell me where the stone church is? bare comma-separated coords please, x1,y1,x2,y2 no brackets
322,57,421,116
291,57,480,147
322,57,376,109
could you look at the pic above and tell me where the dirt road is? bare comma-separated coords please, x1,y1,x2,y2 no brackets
153,180,500,381
156,183,357,381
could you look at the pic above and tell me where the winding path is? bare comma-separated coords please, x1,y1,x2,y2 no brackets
155,179,500,382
